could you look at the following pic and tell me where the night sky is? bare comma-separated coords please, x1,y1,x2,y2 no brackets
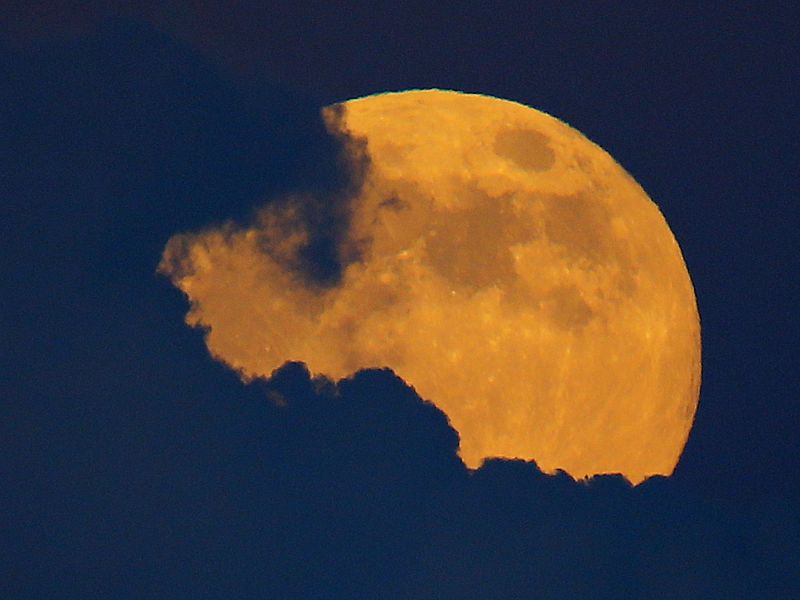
2,4,798,598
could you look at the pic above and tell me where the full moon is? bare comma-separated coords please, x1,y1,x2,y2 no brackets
161,89,701,484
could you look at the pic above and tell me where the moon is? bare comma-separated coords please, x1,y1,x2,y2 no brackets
160,89,701,484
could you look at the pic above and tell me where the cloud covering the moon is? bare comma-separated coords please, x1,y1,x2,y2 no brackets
160,91,701,484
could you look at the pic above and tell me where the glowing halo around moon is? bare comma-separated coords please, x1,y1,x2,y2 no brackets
160,89,701,484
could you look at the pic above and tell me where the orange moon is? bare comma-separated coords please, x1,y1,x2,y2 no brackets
161,89,701,484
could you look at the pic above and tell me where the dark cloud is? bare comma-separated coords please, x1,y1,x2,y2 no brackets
258,108,371,288
2,18,798,600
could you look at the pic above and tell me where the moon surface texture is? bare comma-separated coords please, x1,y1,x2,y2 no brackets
161,90,701,484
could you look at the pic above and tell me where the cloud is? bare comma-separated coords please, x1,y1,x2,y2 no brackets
157,137,371,385
203,363,795,599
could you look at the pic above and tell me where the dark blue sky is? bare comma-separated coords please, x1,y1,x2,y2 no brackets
2,4,797,598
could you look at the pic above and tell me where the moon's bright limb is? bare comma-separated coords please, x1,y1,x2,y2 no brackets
161,90,701,484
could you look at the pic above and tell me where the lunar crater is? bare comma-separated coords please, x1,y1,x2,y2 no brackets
494,127,556,172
